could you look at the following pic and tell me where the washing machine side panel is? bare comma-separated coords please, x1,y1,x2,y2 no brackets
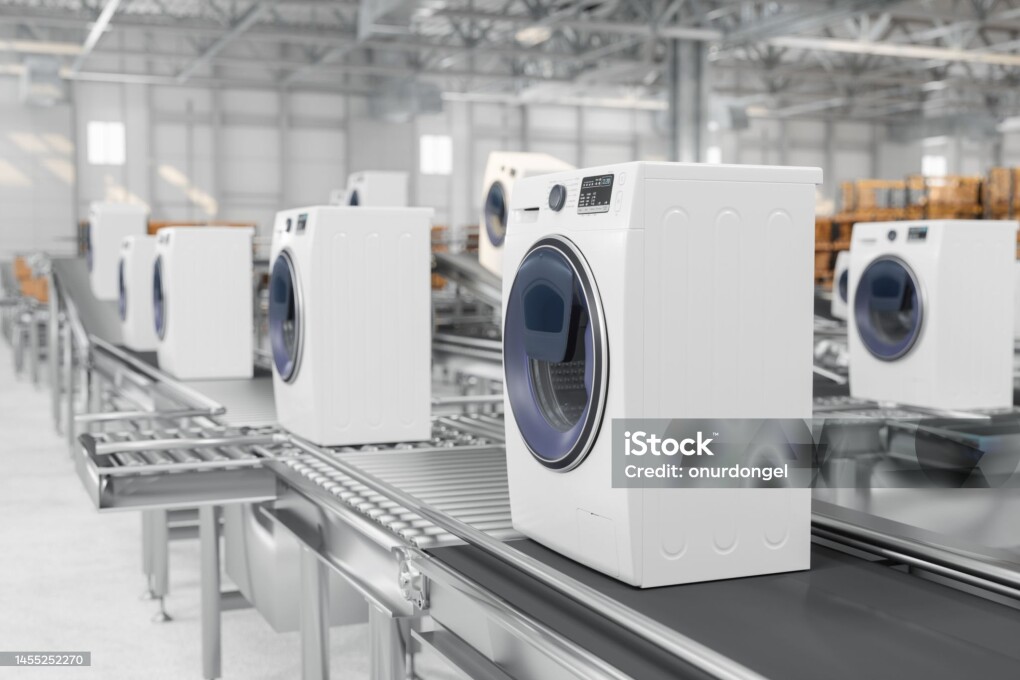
935,223,1016,409
89,211,148,300
295,208,432,446
1014,261,1020,341
642,179,814,420
639,178,814,587
353,173,410,208
157,230,254,380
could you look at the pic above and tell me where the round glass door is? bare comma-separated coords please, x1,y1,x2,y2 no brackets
484,182,508,247
348,190,360,206
504,236,608,471
854,256,923,360
118,259,127,321
268,250,302,381
837,268,849,304
153,256,166,339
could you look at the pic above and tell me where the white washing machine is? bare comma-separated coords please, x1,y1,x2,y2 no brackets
1014,260,1020,341
502,161,821,587
849,220,1018,410
118,234,159,351
87,202,148,300
831,250,850,320
154,227,254,380
480,152,574,277
343,171,409,207
269,206,433,445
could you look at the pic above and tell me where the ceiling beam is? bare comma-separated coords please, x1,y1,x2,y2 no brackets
175,1,270,83
69,0,122,75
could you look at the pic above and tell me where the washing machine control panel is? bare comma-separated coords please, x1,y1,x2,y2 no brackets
577,174,614,214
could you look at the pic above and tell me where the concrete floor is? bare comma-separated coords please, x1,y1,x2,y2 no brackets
0,341,371,679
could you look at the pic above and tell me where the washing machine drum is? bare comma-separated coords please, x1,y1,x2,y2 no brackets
118,258,127,321
854,257,923,360
85,224,93,272
268,251,302,382
504,237,607,471
484,181,508,247
837,268,849,304
348,190,360,207
153,256,166,339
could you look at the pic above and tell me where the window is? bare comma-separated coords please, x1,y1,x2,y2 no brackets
921,154,946,177
87,121,126,166
420,134,452,175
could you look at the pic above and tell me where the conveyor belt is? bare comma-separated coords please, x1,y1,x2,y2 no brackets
428,537,1020,680
77,424,286,510
271,415,520,549
50,257,123,343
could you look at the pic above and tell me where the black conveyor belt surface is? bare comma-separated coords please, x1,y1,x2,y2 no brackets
428,539,1020,680
116,346,158,368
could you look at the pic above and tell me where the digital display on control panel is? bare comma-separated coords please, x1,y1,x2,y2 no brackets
578,174,614,214
907,226,927,241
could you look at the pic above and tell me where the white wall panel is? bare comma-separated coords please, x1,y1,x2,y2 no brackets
0,80,75,257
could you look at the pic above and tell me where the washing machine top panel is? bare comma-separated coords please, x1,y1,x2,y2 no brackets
484,181,508,247
268,250,302,382
118,258,127,321
153,255,166,339
854,256,923,361
505,237,608,471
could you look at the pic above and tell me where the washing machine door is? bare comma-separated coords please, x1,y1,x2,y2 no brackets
504,236,608,471
348,189,360,206
268,250,302,382
483,181,508,247
118,258,127,321
837,268,849,304
854,256,923,360
153,256,166,339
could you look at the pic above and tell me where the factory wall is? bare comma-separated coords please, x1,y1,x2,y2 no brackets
0,79,75,258
5,71,1018,251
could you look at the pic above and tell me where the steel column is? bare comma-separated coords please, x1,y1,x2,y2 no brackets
667,39,708,163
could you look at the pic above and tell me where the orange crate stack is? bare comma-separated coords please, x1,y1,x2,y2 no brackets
431,225,448,290
19,276,48,304
147,220,257,235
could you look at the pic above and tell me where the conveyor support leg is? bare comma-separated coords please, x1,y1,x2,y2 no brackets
300,546,329,680
369,606,409,680
200,505,221,680
151,509,171,622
